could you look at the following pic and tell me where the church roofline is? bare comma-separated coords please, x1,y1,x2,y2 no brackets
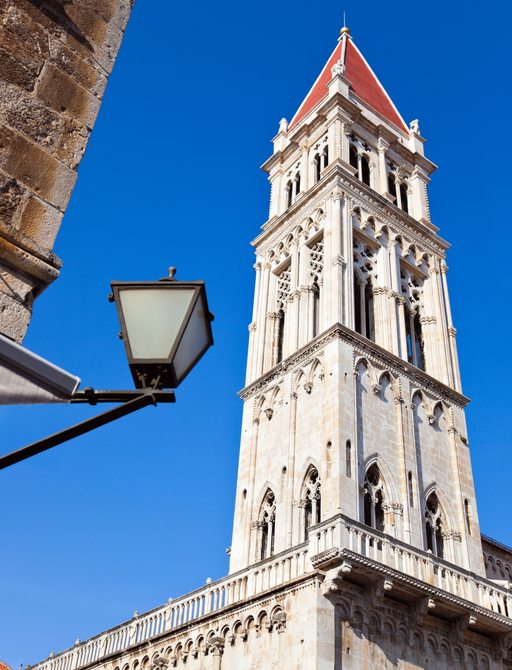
288,30,409,135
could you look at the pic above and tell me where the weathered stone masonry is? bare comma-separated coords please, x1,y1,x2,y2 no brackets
0,0,135,342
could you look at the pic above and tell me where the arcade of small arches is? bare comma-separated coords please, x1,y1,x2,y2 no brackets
280,130,414,218
335,595,496,670
111,606,287,669
257,196,443,378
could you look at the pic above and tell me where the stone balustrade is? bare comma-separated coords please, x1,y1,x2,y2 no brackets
29,544,310,670
29,517,511,670
309,514,511,618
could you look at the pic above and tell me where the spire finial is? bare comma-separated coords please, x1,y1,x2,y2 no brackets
340,11,350,36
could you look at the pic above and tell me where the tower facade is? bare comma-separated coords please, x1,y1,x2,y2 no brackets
29,27,512,670
229,26,484,578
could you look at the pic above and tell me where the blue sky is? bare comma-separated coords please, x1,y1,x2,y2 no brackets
0,0,508,664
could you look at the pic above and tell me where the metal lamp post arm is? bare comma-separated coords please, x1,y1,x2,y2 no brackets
0,389,175,470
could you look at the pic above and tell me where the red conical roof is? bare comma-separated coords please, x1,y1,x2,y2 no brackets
289,32,408,133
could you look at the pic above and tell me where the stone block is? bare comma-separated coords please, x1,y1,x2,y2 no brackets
36,63,101,129
3,5,51,60
19,196,63,250
49,38,108,98
0,124,77,211
0,81,61,150
54,117,90,170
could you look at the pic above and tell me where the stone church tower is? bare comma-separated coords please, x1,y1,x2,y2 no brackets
30,26,512,670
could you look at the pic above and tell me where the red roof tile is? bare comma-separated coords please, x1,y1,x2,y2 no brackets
289,35,408,133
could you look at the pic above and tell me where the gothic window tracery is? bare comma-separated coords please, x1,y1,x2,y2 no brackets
387,167,410,213
302,467,321,539
363,464,385,531
349,138,372,187
309,239,324,337
425,492,444,558
259,489,276,560
275,266,291,363
353,240,376,341
400,270,425,370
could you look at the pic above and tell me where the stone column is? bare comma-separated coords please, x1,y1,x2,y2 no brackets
300,142,309,193
254,261,271,378
244,417,260,567
298,244,312,347
410,167,431,223
377,137,389,196
285,391,298,548
263,270,278,371
245,262,261,384
441,261,462,392
328,193,345,326
269,169,283,218
343,197,354,328
208,637,225,670
284,243,300,355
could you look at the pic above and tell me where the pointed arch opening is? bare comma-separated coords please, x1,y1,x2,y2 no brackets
361,154,370,186
388,172,397,201
314,153,321,182
399,182,409,214
302,466,321,540
286,181,293,209
363,463,385,532
425,491,444,558
259,489,276,560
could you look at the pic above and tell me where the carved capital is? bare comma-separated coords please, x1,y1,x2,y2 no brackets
269,610,287,633
207,636,225,656
248,322,257,333
264,407,273,421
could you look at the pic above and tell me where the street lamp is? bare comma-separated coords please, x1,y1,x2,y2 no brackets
0,268,213,470
110,267,213,390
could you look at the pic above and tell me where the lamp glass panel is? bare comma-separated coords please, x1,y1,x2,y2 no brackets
173,294,211,381
118,287,196,360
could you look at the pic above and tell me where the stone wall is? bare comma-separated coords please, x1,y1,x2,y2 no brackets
0,0,134,342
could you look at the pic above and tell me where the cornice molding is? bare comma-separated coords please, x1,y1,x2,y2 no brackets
239,322,469,409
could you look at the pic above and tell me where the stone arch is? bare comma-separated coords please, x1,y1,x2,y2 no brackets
314,207,325,224
309,357,325,385
244,614,256,638
292,367,306,394
361,453,400,504
257,609,269,631
377,370,398,402
424,482,457,531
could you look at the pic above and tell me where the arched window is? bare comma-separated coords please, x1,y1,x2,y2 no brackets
404,307,424,369
401,272,425,370
464,498,472,536
361,154,370,186
346,440,352,477
314,153,321,182
388,173,397,200
399,182,409,214
322,145,329,169
259,489,276,560
276,308,285,363
353,271,375,342
349,143,358,170
425,492,444,558
303,467,321,539
294,172,301,196
312,281,320,337
408,471,414,507
286,181,293,209
363,464,385,531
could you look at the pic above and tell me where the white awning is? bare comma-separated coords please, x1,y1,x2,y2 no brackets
0,334,80,404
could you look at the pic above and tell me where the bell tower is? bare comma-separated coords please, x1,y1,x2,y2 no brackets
229,25,485,577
